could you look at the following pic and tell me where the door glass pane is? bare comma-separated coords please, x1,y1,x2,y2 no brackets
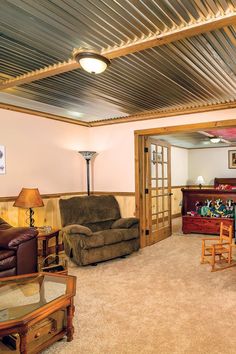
152,197,157,214
158,163,162,178
158,212,164,226
152,179,156,188
151,188,157,197
164,163,168,178
158,196,163,212
157,146,162,162
151,162,156,178
163,147,168,162
164,211,169,226
164,196,169,211
151,144,156,165
164,179,168,187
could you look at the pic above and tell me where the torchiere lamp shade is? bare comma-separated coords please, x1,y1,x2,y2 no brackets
14,188,44,208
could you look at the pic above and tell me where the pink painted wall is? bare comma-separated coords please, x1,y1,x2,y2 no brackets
1,107,236,196
90,108,236,192
0,109,89,197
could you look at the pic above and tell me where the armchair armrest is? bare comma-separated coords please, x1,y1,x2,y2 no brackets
0,227,38,250
62,224,92,236
201,237,220,241
211,242,231,247
111,217,139,229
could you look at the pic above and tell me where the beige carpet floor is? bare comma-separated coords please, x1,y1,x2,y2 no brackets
44,230,236,354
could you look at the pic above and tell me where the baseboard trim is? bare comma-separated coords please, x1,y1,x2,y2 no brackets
172,213,181,219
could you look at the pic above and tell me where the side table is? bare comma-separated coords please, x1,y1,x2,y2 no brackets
37,229,60,266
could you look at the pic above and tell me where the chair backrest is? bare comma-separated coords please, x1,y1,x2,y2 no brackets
59,195,121,231
219,222,233,244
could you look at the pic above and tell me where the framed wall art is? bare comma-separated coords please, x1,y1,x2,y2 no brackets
0,146,6,174
228,150,236,169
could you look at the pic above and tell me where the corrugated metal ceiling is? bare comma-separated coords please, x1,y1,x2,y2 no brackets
1,0,236,123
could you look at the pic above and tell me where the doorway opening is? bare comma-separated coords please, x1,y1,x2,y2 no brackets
135,119,236,248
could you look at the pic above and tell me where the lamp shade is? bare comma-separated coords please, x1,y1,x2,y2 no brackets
196,176,205,185
78,151,96,160
14,188,44,208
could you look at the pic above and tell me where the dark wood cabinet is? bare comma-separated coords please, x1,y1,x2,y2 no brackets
181,188,236,235
182,215,234,235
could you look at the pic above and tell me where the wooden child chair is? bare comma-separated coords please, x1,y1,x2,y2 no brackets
201,222,233,271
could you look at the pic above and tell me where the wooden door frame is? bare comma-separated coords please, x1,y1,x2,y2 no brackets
134,118,236,248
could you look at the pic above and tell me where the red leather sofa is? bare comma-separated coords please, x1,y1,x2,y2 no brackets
0,218,38,277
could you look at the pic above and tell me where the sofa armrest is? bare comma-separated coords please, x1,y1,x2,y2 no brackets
0,227,38,250
111,217,139,229
62,224,92,236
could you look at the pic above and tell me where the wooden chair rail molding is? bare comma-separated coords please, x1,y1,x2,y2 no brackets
0,186,189,202
0,187,184,231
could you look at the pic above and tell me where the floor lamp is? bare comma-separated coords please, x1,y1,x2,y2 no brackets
78,151,96,195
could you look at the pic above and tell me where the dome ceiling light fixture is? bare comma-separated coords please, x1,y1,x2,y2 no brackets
73,49,111,74
210,136,221,143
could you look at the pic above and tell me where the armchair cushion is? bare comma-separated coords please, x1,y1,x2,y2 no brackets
59,195,121,226
111,217,139,229
0,218,11,230
0,250,15,261
0,251,16,271
0,227,38,250
62,224,92,236
78,228,139,250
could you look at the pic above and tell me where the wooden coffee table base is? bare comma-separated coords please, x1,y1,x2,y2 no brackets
0,273,76,354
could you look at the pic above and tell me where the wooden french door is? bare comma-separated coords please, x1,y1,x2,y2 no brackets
144,138,172,245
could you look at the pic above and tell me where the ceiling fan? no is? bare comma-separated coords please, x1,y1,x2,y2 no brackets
198,131,231,144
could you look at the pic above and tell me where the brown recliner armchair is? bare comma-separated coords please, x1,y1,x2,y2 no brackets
59,195,140,266
0,218,38,277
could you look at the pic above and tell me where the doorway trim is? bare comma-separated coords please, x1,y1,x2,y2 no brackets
135,118,236,248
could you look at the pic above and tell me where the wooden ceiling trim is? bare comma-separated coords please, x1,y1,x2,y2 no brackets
134,118,236,137
0,103,90,127
90,101,236,127
1,11,236,91
2,101,236,128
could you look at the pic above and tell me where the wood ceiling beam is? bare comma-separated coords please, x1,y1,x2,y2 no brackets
0,60,80,90
1,11,236,90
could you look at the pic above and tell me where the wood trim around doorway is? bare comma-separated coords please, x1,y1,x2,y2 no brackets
134,118,236,247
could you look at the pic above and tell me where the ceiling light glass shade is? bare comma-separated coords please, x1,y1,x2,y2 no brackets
80,57,108,74
73,51,110,74
210,137,221,143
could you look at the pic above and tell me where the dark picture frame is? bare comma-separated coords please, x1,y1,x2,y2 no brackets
228,150,236,169
0,145,6,175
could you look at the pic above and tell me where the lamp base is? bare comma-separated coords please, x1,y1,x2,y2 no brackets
26,208,35,227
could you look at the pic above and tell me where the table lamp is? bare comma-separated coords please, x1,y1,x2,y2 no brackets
196,176,205,189
14,188,44,227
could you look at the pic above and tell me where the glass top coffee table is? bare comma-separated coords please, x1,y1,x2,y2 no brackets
0,273,76,353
